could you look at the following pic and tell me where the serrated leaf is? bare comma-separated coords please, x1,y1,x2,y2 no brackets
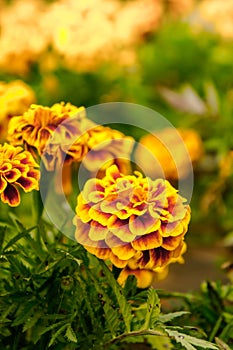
124,274,137,297
48,324,68,347
166,329,219,350
0,304,15,323
12,300,36,326
99,259,132,332
39,320,68,336
141,288,160,330
65,324,78,343
103,303,120,337
159,311,190,323
23,310,43,332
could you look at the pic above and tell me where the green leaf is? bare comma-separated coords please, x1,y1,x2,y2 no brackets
99,259,132,332
23,310,43,332
141,288,160,330
39,320,68,336
0,225,6,253
0,304,15,323
48,324,68,347
159,311,190,323
215,337,231,350
147,334,173,350
166,329,219,350
103,303,120,337
65,324,78,343
12,300,36,326
3,226,37,251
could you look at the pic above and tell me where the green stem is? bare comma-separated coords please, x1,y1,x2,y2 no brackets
103,329,165,349
209,316,223,342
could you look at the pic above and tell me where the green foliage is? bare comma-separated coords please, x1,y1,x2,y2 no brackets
1,219,232,349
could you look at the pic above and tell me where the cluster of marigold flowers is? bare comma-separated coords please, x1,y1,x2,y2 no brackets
1,80,204,287
0,0,196,76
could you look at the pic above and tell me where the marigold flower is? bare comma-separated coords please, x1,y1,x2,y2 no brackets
83,125,134,176
0,143,39,207
73,165,190,287
7,102,87,170
135,128,203,180
198,0,233,39
0,80,35,141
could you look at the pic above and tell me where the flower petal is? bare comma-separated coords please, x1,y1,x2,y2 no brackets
132,231,162,251
161,233,184,251
109,218,136,242
118,268,155,289
144,248,172,269
0,176,7,193
109,252,128,268
86,245,112,260
111,243,136,261
4,169,21,182
88,221,108,241
1,184,20,207
16,176,38,192
129,213,160,236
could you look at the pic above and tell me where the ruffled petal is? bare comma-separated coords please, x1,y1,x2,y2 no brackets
132,231,162,251
16,176,38,192
1,184,20,207
161,233,184,251
4,169,21,183
88,221,108,241
0,176,7,193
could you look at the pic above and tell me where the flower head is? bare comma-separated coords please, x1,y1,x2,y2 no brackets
7,102,87,169
135,128,203,180
73,165,190,287
83,125,134,176
0,143,39,206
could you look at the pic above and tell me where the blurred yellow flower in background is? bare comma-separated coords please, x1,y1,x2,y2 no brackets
0,0,49,75
74,164,190,288
82,125,134,176
0,80,36,141
135,128,203,180
0,0,162,74
0,143,39,207
198,0,233,39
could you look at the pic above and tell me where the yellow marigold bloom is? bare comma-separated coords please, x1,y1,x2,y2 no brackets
83,125,134,176
7,102,87,170
198,0,233,39
0,143,39,207
73,165,190,287
0,80,35,141
135,128,203,180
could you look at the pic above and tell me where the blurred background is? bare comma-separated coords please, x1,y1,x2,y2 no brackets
1,0,233,291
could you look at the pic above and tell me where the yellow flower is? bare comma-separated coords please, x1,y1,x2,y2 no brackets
73,165,190,287
7,102,87,169
135,128,203,180
83,125,134,176
0,143,39,207
0,80,35,141
198,0,233,39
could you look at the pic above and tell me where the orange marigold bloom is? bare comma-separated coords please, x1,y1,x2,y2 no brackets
0,143,39,207
7,102,88,170
73,165,190,287
135,128,203,180
83,125,134,176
